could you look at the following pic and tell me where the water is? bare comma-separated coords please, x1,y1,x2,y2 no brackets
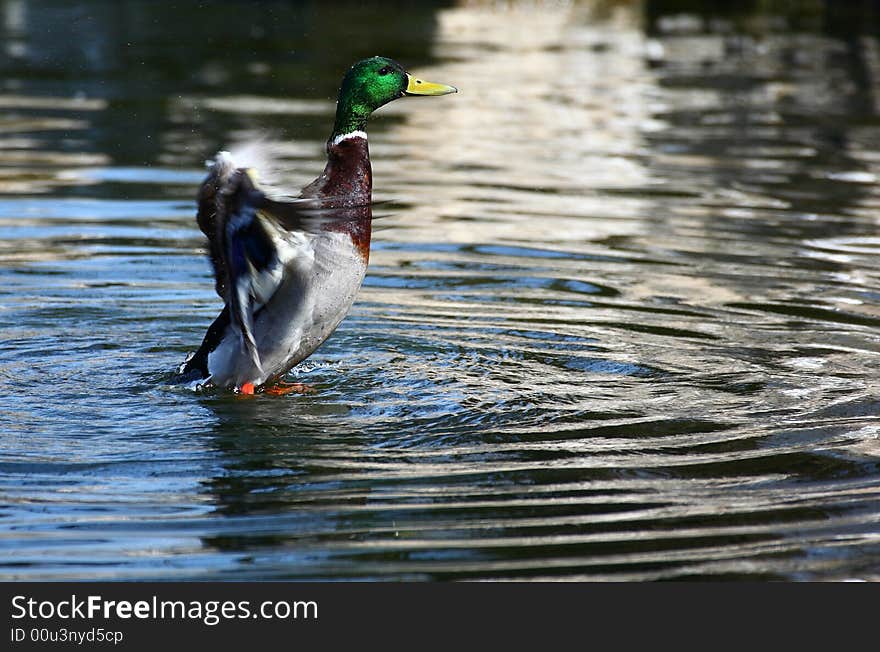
2,0,880,580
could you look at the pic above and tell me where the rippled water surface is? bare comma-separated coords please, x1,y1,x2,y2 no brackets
3,0,880,580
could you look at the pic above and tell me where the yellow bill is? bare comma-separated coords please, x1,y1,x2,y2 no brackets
405,74,458,96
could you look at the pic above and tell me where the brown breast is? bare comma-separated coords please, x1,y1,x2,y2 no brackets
301,136,373,262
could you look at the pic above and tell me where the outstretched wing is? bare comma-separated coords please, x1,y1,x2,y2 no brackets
196,152,236,298
196,152,329,297
216,170,280,374
206,161,349,373
194,151,373,376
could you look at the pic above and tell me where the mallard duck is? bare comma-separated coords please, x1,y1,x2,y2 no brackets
176,57,456,394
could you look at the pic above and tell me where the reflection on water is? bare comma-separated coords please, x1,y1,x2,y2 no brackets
1,0,880,580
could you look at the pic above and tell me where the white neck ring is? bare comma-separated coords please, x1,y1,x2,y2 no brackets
331,130,368,146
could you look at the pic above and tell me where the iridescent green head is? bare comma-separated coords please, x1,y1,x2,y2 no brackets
330,56,457,142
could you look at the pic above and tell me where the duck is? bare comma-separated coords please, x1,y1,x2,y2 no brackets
175,56,457,394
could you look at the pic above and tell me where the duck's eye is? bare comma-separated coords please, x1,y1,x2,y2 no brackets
378,66,393,76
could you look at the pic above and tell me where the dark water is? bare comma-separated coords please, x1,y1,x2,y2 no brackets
2,0,880,580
